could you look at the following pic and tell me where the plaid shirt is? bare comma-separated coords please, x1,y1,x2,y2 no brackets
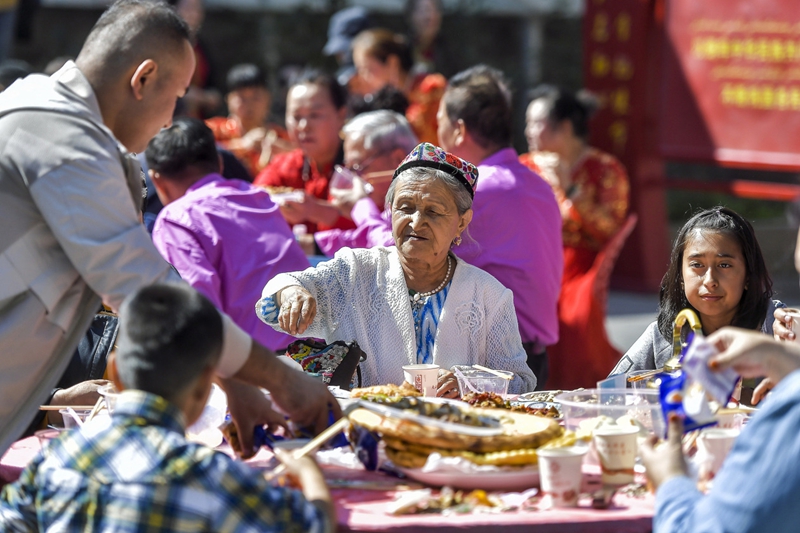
0,390,325,532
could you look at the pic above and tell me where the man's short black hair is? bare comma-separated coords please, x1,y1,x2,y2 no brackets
443,65,513,149
290,68,348,110
226,63,268,93
116,283,222,402
145,118,219,178
77,0,190,79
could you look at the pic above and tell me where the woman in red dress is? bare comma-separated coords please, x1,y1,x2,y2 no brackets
254,70,355,234
351,28,445,145
521,86,630,390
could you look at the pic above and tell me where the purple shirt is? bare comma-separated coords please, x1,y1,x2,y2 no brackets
453,148,563,346
314,197,394,256
152,174,310,351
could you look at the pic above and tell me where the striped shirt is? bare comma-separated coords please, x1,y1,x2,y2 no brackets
0,390,324,533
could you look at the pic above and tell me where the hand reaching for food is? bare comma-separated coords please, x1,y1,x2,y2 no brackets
436,370,459,398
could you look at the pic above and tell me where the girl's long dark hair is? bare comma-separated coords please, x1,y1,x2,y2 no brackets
657,207,772,340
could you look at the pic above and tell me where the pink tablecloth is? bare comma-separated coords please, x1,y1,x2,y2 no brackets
2,438,654,533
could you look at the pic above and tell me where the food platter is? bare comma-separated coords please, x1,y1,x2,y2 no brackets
396,465,540,491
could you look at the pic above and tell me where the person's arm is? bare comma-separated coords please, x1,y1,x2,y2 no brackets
152,219,224,309
0,454,44,530
351,198,395,247
273,450,335,533
29,145,178,312
484,289,538,394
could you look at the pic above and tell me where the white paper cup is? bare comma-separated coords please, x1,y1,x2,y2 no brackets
402,364,440,397
593,425,639,485
697,428,739,478
538,447,587,508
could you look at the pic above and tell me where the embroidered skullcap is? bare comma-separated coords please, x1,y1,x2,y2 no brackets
392,142,479,198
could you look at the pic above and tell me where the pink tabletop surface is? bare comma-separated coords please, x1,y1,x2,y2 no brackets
2,438,654,532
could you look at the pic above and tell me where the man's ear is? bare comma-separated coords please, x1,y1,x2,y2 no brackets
130,59,159,101
107,353,126,392
453,118,468,148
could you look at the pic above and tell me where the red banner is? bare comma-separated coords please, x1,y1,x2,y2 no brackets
660,0,800,169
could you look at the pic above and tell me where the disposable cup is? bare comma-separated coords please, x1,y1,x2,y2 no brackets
402,364,440,397
697,427,739,478
593,425,639,485
538,447,587,508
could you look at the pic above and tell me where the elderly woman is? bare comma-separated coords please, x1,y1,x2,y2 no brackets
256,143,536,394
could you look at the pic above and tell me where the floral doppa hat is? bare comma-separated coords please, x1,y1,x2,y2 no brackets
392,142,479,198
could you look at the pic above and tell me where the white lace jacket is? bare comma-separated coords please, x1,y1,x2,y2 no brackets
258,246,537,393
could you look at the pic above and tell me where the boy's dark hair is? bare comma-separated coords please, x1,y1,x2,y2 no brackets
78,0,190,79
528,84,599,142
443,64,513,149
349,85,409,116
658,206,773,340
290,68,348,110
226,63,268,93
116,283,222,401
145,118,219,177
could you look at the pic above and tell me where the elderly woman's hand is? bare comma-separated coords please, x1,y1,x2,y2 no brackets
278,286,317,335
436,369,459,398
773,307,798,342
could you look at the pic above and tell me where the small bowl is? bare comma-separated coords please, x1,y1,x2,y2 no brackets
98,383,119,414
59,409,92,429
452,365,512,397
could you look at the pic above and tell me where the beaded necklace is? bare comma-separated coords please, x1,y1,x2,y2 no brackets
408,255,453,303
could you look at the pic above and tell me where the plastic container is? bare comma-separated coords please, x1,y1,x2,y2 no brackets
556,388,664,437
452,365,512,397
59,409,92,429
98,383,119,414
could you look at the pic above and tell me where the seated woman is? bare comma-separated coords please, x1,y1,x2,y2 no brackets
610,207,783,375
351,28,445,145
254,69,355,234
521,85,630,389
256,143,537,394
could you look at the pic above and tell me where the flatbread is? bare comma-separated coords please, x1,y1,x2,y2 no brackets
348,402,563,452
383,437,541,466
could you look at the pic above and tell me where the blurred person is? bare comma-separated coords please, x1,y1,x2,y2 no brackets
0,58,30,92
522,85,629,389
257,143,537,394
303,110,418,257
0,0,337,456
168,0,221,118
0,283,334,533
437,65,562,388
405,0,444,75
148,118,309,352
323,5,373,96
610,207,783,375
254,69,355,234
206,63,292,176
641,326,800,533
352,28,446,144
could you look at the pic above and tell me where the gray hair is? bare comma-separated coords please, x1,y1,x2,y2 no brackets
386,167,473,215
343,110,419,155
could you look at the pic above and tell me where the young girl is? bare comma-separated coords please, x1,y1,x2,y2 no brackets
610,207,783,374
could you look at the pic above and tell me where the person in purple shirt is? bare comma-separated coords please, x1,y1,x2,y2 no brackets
147,118,310,352
436,65,563,387
301,110,418,257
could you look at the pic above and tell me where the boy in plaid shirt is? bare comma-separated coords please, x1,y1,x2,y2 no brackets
0,283,334,532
